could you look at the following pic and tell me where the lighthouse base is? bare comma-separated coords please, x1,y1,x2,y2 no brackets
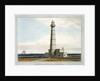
48,49,63,58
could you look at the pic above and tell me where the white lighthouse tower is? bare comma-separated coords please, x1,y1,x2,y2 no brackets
49,20,56,58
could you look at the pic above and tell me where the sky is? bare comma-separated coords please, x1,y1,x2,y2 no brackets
17,15,82,53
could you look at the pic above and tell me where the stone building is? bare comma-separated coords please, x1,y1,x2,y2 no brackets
48,49,63,58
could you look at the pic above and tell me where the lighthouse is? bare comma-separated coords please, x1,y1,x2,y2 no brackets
49,20,56,58
47,20,64,58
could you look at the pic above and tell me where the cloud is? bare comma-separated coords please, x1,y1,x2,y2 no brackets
18,33,81,53
18,16,82,53
35,16,82,30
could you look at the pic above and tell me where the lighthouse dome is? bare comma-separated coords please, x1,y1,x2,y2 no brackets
51,20,56,27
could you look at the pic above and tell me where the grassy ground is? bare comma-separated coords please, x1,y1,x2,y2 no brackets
43,57,81,62
18,58,39,62
18,57,81,62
